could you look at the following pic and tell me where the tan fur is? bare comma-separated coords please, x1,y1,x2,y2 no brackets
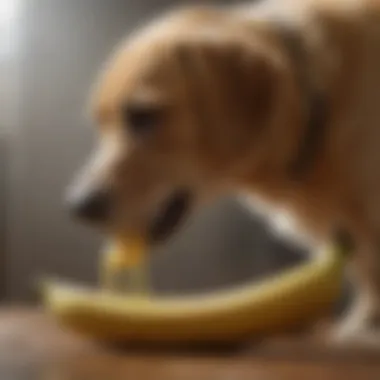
74,0,380,345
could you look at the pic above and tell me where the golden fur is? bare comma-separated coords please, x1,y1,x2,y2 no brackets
73,0,380,345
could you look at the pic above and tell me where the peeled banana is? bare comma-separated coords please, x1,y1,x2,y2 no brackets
100,236,149,292
43,244,346,345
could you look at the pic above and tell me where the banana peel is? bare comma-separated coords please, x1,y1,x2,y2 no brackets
42,244,346,345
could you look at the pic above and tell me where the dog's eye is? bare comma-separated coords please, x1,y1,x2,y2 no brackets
122,104,160,136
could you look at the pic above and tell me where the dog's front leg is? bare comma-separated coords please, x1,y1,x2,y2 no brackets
330,240,380,347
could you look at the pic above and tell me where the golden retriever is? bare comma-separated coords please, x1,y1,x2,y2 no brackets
67,0,380,346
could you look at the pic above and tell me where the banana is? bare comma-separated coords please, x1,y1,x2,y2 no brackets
100,236,149,292
42,244,346,345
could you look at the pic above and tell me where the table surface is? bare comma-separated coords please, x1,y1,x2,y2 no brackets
1,308,380,380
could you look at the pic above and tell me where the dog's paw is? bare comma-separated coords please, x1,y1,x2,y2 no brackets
329,326,380,348
327,299,380,348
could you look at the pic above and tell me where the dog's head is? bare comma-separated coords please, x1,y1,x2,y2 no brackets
67,7,295,243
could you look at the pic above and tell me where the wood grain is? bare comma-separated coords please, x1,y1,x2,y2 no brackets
0,309,379,380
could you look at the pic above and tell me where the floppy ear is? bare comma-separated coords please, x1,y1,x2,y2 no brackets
206,37,279,130
173,31,281,161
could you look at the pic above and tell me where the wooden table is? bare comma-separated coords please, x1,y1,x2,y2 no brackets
1,309,380,380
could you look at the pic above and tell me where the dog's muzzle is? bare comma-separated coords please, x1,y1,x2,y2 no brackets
149,189,192,243
66,185,111,224
66,180,192,243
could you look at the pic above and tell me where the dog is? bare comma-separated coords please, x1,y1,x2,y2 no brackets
67,0,380,346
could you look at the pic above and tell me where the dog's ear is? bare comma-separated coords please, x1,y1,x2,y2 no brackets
173,31,282,158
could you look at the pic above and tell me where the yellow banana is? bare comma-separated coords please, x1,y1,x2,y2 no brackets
42,244,346,345
100,236,149,292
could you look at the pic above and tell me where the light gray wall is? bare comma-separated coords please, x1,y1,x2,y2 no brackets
6,0,304,301
1,4,22,299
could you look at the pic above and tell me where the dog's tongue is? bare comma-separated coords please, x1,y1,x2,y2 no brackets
149,189,192,243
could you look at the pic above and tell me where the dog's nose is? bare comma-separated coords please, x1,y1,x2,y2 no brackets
67,188,110,223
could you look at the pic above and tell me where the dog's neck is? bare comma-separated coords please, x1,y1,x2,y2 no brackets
276,25,330,181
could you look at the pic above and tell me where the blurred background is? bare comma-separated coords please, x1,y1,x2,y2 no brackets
0,0,310,302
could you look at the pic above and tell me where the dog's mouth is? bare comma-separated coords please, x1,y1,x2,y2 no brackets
149,189,193,244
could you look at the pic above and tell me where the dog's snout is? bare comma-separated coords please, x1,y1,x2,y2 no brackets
67,187,110,223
